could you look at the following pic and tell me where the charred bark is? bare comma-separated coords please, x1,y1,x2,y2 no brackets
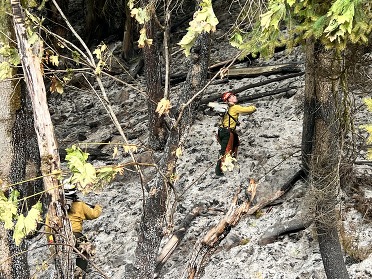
122,3,134,60
6,82,42,279
84,0,125,45
303,40,349,279
45,0,69,50
259,217,312,245
142,0,168,151
127,16,210,277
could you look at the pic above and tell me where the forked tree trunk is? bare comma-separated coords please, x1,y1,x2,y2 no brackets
127,28,210,279
10,1,74,278
302,39,349,279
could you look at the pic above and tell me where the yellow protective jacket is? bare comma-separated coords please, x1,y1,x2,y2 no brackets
68,201,102,233
222,104,256,129
45,201,102,240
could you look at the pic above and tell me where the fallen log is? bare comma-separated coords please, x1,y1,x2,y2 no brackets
170,62,301,85
216,63,302,79
185,180,258,278
200,72,303,104
234,87,297,103
202,87,297,115
354,160,372,166
233,72,303,94
208,45,288,72
185,169,306,278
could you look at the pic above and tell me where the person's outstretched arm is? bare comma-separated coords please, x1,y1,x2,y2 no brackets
82,203,102,220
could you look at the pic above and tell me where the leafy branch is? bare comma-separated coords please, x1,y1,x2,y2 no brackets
0,190,42,245
231,0,372,58
178,0,219,56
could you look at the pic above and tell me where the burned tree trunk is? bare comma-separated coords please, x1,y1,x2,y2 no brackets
10,1,74,278
302,39,349,279
127,27,210,279
142,0,168,151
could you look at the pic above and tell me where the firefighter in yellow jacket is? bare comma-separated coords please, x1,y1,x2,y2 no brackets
216,92,256,176
46,181,102,278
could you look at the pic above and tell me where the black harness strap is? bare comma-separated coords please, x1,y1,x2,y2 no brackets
226,109,239,128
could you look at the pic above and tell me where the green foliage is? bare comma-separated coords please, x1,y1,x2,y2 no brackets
93,43,108,75
128,2,152,48
178,0,219,56
66,145,97,189
65,145,122,192
13,202,42,245
0,46,20,79
0,190,42,245
231,0,372,58
0,1,21,81
0,190,19,229
130,6,150,25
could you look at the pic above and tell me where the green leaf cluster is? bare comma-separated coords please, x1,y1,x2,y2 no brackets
93,43,108,74
0,45,20,80
178,0,219,56
231,0,372,58
65,145,122,192
66,145,97,190
0,190,19,229
13,202,42,245
0,190,42,246
128,3,152,48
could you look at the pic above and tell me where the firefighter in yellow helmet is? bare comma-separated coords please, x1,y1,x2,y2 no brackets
46,180,102,278
215,92,256,176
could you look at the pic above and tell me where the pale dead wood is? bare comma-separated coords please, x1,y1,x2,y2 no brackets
154,204,208,278
11,1,75,277
184,169,306,278
219,63,301,78
184,181,257,278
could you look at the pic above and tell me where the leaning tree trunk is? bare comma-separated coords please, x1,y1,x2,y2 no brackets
142,0,168,150
302,39,349,279
0,11,42,279
127,30,210,279
10,1,75,278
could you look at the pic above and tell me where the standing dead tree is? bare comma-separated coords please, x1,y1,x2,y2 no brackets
10,1,74,278
127,24,211,277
